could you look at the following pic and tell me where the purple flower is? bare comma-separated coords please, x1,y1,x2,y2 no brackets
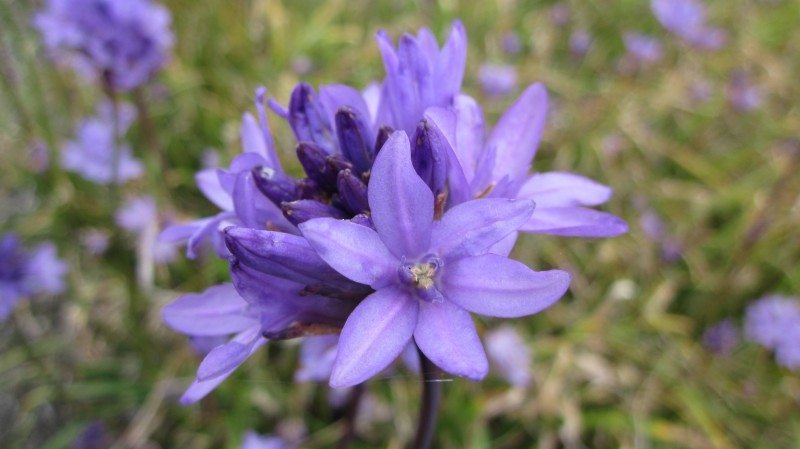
569,30,592,56
744,295,800,350
775,325,800,371
727,71,763,112
61,101,143,184
0,234,68,320
651,0,727,50
298,131,570,387
485,325,532,387
34,0,173,91
241,431,289,449
116,196,157,233
702,319,739,356
478,63,518,97
375,21,466,135
550,3,571,27
70,421,111,449
429,84,628,240
80,229,111,255
745,295,800,371
30,140,50,173
623,33,663,64
501,32,522,55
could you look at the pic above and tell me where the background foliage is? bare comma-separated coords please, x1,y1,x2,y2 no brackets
1,0,799,447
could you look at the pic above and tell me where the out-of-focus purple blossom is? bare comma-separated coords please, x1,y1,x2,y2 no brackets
745,295,800,371
689,79,713,104
117,196,180,265
638,208,682,262
550,3,571,26
295,335,339,382
569,30,592,56
61,101,142,184
70,421,111,449
775,325,800,371
501,32,522,55
80,229,111,255
34,0,173,91
202,148,221,169
298,132,571,387
727,71,763,112
623,33,663,64
291,56,313,76
744,295,800,350
601,133,627,159
702,319,739,356
116,196,157,233
30,140,50,173
650,0,727,50
0,234,68,320
478,63,518,97
485,325,532,387
240,431,290,449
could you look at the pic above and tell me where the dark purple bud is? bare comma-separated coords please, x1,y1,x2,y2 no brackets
335,107,373,174
296,178,324,200
336,169,369,215
252,166,298,205
225,227,354,286
411,119,448,197
325,153,353,175
288,83,335,153
281,199,347,225
297,142,337,191
374,125,394,156
350,213,373,228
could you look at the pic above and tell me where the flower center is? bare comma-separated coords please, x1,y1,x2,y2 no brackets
399,255,444,302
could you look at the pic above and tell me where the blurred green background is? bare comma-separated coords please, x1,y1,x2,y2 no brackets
1,0,799,447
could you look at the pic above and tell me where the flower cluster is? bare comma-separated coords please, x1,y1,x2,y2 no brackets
744,295,800,370
61,101,143,184
0,233,67,320
162,22,627,403
650,0,727,50
34,0,173,92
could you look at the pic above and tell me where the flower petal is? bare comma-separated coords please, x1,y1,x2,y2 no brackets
241,112,269,158
180,327,267,405
330,287,418,388
519,207,629,238
161,284,257,336
196,168,234,211
451,94,485,183
442,254,570,318
320,84,372,132
434,20,467,106
517,172,612,208
196,325,264,381
299,218,397,288
225,227,353,286
368,131,434,259
415,299,488,380
431,198,534,260
487,83,548,181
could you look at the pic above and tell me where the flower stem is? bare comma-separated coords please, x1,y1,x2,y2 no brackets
412,347,442,449
335,383,365,449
